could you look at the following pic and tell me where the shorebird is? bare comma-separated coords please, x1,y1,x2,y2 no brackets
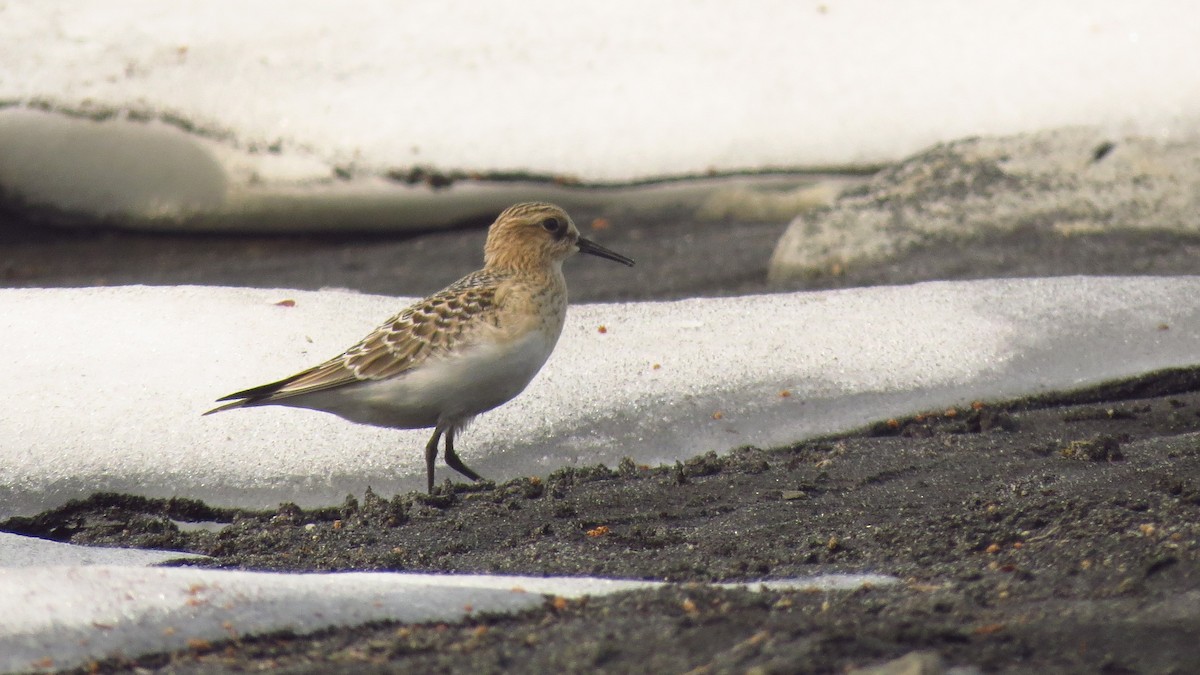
206,202,634,492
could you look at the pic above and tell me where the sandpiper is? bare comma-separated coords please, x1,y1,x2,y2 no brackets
206,202,634,492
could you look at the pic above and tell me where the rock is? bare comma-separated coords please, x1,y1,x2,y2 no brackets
768,128,1200,284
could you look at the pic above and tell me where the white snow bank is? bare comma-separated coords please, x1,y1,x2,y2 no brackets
0,564,896,673
1,1,1197,185
2,278,1197,518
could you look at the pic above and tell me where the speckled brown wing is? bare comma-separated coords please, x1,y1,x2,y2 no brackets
211,271,505,407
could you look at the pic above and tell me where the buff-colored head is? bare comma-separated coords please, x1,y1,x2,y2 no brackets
483,202,634,272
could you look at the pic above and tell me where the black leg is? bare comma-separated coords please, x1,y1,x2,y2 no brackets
424,427,443,493
443,427,483,484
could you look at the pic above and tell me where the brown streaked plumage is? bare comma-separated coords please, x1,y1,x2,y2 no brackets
206,202,634,492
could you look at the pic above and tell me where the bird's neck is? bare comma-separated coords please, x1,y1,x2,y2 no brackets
486,258,565,283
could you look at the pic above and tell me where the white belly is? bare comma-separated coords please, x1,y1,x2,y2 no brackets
284,327,559,429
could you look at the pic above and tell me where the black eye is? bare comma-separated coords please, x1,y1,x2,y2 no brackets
541,217,561,232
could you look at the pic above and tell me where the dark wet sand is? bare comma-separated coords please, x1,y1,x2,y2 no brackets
3,210,1200,674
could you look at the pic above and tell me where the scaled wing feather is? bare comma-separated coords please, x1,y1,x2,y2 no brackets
237,272,501,403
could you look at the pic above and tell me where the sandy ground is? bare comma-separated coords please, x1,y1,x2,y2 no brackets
3,205,1200,673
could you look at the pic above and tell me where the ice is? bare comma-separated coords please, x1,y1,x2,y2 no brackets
1,1,1197,226
0,562,895,672
2,277,1196,517
0,533,203,568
